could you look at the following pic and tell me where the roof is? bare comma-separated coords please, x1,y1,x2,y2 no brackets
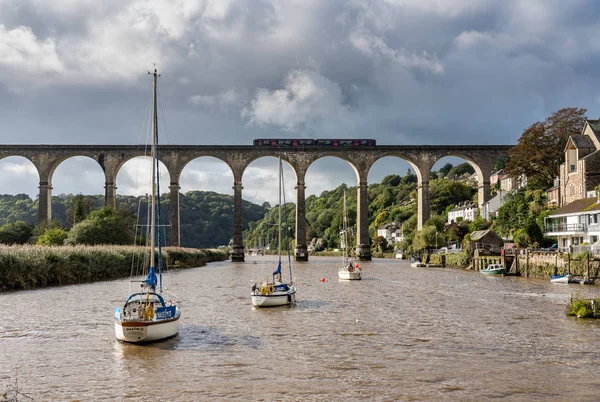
570,135,595,149
549,197,600,217
470,230,491,241
449,201,477,212
587,119,600,137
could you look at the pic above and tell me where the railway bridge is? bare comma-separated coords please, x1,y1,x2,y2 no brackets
0,143,511,261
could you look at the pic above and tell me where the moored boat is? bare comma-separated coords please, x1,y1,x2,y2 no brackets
338,190,361,280
551,273,571,283
481,263,505,276
251,158,296,307
113,69,181,343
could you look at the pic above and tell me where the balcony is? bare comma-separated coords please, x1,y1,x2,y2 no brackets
544,223,587,235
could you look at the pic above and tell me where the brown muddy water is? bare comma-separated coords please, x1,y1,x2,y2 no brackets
1,256,600,401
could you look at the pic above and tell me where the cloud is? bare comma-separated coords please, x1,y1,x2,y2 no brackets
0,24,65,88
189,88,247,111
349,28,444,74
242,69,349,132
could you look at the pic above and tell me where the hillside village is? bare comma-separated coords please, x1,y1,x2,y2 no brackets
366,117,600,257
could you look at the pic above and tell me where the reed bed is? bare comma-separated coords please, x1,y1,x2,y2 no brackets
0,244,228,292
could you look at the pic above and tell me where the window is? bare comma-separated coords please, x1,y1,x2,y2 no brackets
570,164,576,173
591,236,598,244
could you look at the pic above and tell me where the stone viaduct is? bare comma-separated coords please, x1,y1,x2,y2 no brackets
0,144,511,261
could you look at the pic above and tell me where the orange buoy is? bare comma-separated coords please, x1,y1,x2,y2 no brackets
320,277,326,282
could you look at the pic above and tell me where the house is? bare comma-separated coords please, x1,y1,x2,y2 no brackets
557,119,600,207
500,174,527,192
377,221,403,245
543,197,600,250
546,177,560,208
481,190,508,221
447,201,478,224
490,169,506,187
468,230,504,253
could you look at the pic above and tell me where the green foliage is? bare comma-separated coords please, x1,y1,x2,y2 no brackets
412,225,439,251
469,216,490,232
0,221,33,245
381,174,401,186
71,194,93,227
31,219,62,244
66,207,136,245
506,107,587,187
430,179,476,215
0,244,228,291
439,163,453,176
494,155,508,171
0,191,268,248
447,162,475,179
566,297,596,318
37,228,68,246
372,235,388,252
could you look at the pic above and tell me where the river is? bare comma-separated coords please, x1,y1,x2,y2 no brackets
1,256,599,401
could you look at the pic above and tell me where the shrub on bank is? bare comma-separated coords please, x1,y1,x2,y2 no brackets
0,245,228,292
566,296,599,318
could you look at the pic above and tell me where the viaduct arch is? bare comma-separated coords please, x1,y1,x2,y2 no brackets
0,144,511,261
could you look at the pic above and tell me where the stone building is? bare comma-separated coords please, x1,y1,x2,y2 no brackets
559,119,600,207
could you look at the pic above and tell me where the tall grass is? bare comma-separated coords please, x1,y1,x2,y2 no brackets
0,245,228,292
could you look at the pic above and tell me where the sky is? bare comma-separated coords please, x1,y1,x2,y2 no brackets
1,0,600,206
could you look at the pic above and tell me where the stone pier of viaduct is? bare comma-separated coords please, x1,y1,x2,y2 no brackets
0,144,511,261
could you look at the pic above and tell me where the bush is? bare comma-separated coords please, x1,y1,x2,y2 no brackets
566,297,595,318
37,228,68,246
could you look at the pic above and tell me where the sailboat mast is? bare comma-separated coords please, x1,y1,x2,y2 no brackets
150,70,157,273
343,190,348,263
278,157,282,265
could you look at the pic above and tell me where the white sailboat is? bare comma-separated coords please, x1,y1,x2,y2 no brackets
251,157,297,307
114,69,181,342
338,190,361,280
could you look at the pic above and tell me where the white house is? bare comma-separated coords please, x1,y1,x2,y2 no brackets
447,201,478,224
377,222,403,245
481,190,508,221
544,197,600,251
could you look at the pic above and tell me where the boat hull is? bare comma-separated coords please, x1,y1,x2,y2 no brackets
481,269,505,276
338,270,361,280
115,315,180,343
251,288,296,307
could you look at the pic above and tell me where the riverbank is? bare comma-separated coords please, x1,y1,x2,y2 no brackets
0,244,229,292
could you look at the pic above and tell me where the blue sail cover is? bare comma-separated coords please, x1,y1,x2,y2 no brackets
144,267,158,288
273,262,281,275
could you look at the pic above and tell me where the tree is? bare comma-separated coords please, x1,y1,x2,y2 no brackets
447,163,475,179
372,235,388,252
381,174,401,186
469,216,490,232
506,107,587,187
439,163,453,176
429,179,476,215
0,221,33,244
412,225,438,251
494,155,508,171
66,206,136,245
71,194,93,227
37,228,68,246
